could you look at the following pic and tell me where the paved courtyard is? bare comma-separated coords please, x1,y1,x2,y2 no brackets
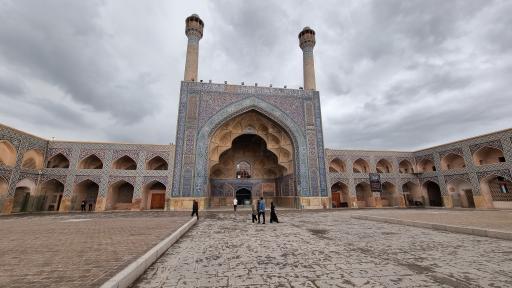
134,210,512,287
0,212,190,288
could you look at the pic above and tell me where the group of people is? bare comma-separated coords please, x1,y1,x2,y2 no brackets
190,197,279,223
250,197,279,224
80,200,94,212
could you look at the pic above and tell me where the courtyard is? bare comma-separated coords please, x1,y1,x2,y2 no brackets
134,209,512,288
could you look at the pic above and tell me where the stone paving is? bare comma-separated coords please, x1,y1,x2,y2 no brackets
0,212,190,288
354,208,512,232
134,210,512,287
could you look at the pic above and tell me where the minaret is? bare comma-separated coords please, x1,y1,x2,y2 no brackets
298,27,316,90
184,14,204,81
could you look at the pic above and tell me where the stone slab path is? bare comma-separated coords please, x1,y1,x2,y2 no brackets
0,212,190,288
134,210,512,287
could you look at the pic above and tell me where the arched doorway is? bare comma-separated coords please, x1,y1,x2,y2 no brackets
331,182,349,208
479,175,512,209
40,179,64,211
236,188,251,206
72,180,99,211
107,181,134,210
142,181,166,210
208,110,295,208
447,179,475,208
0,176,9,212
381,182,397,207
402,181,422,206
13,178,36,213
424,181,443,207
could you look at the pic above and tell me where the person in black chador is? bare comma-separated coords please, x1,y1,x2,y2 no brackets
270,201,279,223
80,200,86,212
191,199,199,219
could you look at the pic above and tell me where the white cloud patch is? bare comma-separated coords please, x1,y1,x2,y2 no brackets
0,0,510,150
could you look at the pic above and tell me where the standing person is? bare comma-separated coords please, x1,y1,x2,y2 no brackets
251,200,258,223
88,201,93,212
270,201,279,223
191,199,199,220
80,200,86,212
258,197,265,224
233,197,238,213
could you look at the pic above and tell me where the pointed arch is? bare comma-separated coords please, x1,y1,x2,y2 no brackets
12,178,37,212
46,153,70,168
106,180,134,210
331,181,349,208
399,160,414,174
329,158,346,173
381,181,397,207
353,158,369,173
417,159,436,172
72,179,99,211
446,178,474,208
473,146,505,166
142,180,166,210
0,140,17,167
112,155,137,170
21,149,44,169
355,181,373,207
402,181,422,206
423,181,442,207
441,153,465,170
78,154,103,169
376,159,393,173
192,97,310,198
479,174,512,207
40,179,64,211
146,156,168,170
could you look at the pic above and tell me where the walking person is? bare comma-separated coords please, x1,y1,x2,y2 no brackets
80,200,86,212
233,197,238,213
191,199,199,220
270,201,279,223
251,200,258,223
258,197,265,224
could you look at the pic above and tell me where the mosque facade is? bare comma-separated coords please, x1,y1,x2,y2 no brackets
0,15,511,214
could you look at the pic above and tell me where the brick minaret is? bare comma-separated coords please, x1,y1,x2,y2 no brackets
298,26,316,90
184,14,204,81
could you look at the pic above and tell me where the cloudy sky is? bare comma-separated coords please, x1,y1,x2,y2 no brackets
0,0,511,151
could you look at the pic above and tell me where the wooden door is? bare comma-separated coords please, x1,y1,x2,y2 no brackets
150,193,165,209
332,192,341,207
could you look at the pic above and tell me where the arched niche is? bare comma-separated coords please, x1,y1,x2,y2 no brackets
13,178,37,212
381,182,397,207
146,156,168,170
441,153,465,170
40,179,64,211
78,154,103,169
402,181,422,206
107,180,134,210
423,181,442,207
399,160,414,174
72,179,99,211
112,155,137,170
0,140,17,167
417,159,436,172
479,175,512,208
331,182,349,208
446,178,475,208
329,158,345,173
21,149,44,170
473,146,505,166
142,181,166,210
46,153,70,168
353,158,369,173
376,159,393,173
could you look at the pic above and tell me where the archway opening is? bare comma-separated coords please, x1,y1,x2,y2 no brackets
353,159,369,173
479,175,512,209
12,178,36,213
473,147,505,166
0,177,9,212
0,140,17,167
112,155,137,170
329,158,345,173
236,188,252,206
72,180,99,211
208,110,295,208
417,159,436,172
441,153,465,170
107,181,134,210
447,179,474,208
46,153,70,168
21,149,44,169
146,156,168,170
143,181,166,210
381,182,397,207
331,182,349,208
424,181,442,207
40,179,64,211
402,181,422,206
356,182,373,208
376,159,393,173
79,154,103,169
399,160,414,174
